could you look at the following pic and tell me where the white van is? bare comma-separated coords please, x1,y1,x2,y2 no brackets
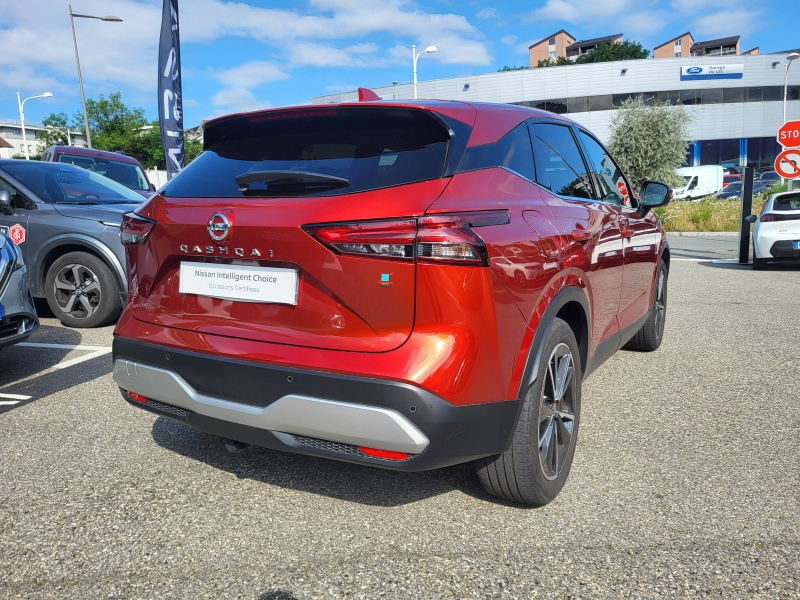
673,166,724,201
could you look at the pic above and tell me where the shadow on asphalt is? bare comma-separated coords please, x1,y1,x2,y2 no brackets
0,327,111,415
699,260,800,271
150,417,514,508
258,591,300,600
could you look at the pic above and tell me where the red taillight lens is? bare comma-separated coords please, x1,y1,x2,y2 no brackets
121,213,156,245
359,446,409,461
305,211,508,266
305,219,417,259
760,214,775,222
126,391,148,403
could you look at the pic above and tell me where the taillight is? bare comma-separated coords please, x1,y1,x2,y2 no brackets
121,213,156,245
760,214,775,222
359,446,409,461
305,211,508,266
305,219,416,259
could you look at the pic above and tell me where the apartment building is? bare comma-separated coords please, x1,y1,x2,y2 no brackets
529,31,623,67
654,33,759,59
0,119,86,158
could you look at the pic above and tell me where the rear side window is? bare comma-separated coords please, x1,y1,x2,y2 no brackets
57,154,150,191
530,123,593,200
162,107,452,198
456,123,535,181
578,131,632,207
773,196,800,211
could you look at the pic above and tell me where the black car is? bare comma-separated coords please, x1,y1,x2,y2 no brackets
0,160,143,328
715,181,767,199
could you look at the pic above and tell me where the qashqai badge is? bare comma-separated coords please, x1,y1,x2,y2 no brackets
207,213,232,243
686,67,703,75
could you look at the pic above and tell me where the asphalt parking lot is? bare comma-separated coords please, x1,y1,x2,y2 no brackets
1,235,798,599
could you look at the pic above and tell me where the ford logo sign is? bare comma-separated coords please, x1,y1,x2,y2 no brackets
686,67,703,74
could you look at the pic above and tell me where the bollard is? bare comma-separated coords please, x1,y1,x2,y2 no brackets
738,166,754,264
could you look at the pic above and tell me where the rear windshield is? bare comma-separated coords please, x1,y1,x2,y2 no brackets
774,196,800,211
162,107,452,198
57,153,149,191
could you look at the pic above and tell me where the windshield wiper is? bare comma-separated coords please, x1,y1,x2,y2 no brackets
56,200,102,205
235,170,349,193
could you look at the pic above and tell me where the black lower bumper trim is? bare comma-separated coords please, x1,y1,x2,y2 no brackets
769,240,800,259
114,338,520,471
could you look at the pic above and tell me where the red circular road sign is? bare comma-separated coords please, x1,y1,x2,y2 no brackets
777,121,800,148
775,148,800,179
9,223,25,245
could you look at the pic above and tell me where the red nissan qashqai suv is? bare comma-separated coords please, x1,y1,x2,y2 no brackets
113,99,671,505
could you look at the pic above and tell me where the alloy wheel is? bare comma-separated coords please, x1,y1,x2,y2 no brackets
538,343,576,480
654,270,666,338
53,263,102,320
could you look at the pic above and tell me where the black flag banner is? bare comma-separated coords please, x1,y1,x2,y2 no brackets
158,0,183,180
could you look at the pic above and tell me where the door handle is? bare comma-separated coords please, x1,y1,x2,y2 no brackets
572,229,592,242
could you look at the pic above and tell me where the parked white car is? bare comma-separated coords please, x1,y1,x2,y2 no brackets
673,166,724,201
747,191,800,270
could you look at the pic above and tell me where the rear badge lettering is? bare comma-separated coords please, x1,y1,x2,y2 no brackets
179,244,267,257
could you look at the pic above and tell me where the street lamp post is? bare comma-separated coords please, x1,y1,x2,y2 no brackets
69,5,123,149
17,92,54,160
783,53,799,190
412,45,438,99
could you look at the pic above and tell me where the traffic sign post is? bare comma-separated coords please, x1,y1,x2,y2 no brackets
777,120,800,191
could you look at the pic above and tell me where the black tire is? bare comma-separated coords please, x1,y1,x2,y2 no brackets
476,318,581,506
45,251,122,328
752,242,767,271
624,259,668,352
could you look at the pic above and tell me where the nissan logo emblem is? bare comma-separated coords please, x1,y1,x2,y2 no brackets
207,213,232,242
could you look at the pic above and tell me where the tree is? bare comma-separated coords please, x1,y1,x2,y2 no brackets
537,40,649,68
73,92,148,152
498,65,529,72
607,97,692,190
35,112,73,148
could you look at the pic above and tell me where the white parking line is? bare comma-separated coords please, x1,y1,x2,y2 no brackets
14,342,112,370
0,393,32,400
0,400,21,406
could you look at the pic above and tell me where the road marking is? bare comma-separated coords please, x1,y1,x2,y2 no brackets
672,257,709,262
0,400,21,406
0,393,32,400
14,342,112,370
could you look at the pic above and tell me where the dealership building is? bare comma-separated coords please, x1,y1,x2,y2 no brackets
312,53,800,170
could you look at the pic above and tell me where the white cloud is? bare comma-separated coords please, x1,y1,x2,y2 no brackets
212,61,290,88
477,8,498,20
692,9,764,39
287,43,387,68
211,89,271,112
500,34,518,45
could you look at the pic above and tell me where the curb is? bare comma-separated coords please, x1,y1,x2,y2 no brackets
666,232,739,237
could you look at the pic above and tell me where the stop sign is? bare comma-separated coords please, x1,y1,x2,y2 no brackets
777,120,800,148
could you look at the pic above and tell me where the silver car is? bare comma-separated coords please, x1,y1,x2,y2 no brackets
0,160,144,328
0,225,38,350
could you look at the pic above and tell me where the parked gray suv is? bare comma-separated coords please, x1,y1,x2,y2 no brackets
0,160,143,328
0,227,38,349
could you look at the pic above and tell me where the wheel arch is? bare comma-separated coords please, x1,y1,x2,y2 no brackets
517,285,591,401
32,235,126,298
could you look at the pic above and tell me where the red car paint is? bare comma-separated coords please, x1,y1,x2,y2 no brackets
115,101,666,409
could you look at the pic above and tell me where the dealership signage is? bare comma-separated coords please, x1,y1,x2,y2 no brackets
680,64,744,80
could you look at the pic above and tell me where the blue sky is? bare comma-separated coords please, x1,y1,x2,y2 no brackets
2,0,799,129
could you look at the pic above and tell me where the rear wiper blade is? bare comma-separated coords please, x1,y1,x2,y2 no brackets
235,170,349,192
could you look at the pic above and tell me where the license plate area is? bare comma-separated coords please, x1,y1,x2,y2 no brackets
793,241,800,250
178,261,299,305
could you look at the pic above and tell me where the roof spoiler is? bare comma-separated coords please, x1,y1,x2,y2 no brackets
358,87,381,102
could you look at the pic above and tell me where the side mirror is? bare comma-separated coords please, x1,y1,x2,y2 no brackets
745,215,757,224
0,190,13,216
638,180,672,215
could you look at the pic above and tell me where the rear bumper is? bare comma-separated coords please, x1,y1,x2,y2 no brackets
768,240,800,260
112,338,521,471
0,265,39,350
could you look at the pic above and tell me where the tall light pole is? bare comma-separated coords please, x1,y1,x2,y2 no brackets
69,5,123,149
17,92,53,160
412,45,437,99
783,53,799,190
783,52,800,123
